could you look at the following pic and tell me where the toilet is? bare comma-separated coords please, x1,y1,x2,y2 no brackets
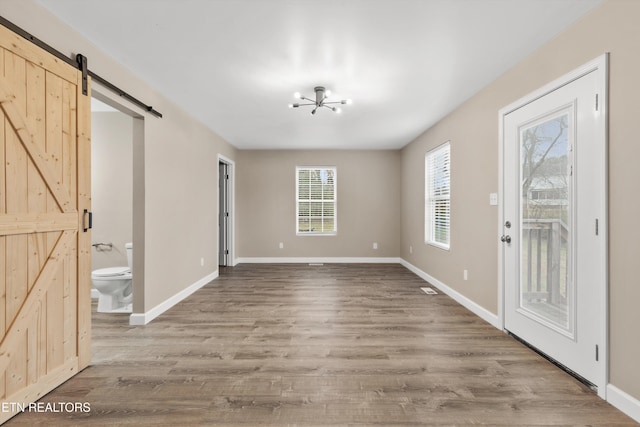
92,243,133,313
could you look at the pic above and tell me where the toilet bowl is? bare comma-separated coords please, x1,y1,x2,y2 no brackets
92,243,133,313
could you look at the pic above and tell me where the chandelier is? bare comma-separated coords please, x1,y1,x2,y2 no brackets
288,86,352,115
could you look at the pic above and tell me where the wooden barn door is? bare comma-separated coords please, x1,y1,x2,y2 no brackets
0,24,91,423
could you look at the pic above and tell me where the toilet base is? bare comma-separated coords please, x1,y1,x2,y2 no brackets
97,293,133,313
99,302,132,314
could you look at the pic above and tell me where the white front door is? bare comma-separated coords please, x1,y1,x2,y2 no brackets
501,56,607,392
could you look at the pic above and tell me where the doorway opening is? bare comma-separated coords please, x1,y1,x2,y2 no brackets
90,89,145,321
218,155,235,268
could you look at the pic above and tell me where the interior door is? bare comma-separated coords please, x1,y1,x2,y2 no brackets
0,24,91,423
219,161,229,266
502,58,606,389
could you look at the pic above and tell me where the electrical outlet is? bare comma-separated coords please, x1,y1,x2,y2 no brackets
201,257,204,267
463,269,468,281
373,242,378,250
409,246,413,254
279,242,284,249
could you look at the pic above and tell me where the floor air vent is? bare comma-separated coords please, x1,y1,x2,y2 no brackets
421,287,438,295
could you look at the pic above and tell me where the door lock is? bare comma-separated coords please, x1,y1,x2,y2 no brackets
500,235,511,244
504,221,511,228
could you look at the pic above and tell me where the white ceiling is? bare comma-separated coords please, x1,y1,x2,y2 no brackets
39,0,602,150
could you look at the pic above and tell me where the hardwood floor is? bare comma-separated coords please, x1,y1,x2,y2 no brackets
5,264,636,426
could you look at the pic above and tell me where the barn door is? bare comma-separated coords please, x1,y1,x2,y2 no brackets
0,24,91,424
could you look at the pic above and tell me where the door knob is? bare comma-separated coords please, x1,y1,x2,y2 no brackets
500,235,511,244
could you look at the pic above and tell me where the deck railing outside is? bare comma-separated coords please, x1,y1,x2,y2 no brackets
521,219,568,306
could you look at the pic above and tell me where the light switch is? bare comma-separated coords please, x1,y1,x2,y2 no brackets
489,193,498,206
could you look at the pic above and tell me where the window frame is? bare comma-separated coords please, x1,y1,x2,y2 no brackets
295,166,337,236
425,142,451,250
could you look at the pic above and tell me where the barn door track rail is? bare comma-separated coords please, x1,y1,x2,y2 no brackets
0,15,163,118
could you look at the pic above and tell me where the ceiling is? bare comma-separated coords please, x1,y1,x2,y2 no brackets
38,0,602,150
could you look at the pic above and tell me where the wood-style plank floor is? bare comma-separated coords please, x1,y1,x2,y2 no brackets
6,263,637,426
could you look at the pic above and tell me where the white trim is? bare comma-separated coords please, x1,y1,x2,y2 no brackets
218,154,236,267
498,53,609,397
236,257,402,264
500,55,607,116
129,270,218,325
400,259,500,329
607,385,640,423
596,53,610,400
498,93,506,331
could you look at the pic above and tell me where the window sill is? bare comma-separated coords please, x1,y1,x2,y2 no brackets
425,241,450,251
297,232,337,237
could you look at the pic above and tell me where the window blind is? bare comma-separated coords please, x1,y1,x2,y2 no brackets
296,167,337,235
425,143,451,249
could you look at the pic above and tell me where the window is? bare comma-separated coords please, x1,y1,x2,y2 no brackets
425,142,450,249
296,167,337,235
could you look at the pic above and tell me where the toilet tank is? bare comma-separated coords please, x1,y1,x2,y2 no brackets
125,242,133,270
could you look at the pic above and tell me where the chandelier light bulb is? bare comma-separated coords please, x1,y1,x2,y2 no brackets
325,90,332,97
293,91,301,99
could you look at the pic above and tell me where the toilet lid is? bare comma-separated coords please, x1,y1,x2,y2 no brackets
93,266,130,277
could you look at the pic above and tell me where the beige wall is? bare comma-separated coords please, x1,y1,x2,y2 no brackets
237,150,401,258
401,103,499,313
0,1,238,314
401,0,640,402
91,111,133,271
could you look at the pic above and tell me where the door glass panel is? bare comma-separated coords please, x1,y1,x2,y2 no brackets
519,109,573,335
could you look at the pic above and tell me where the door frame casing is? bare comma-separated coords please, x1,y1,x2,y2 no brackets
498,54,609,398
218,154,236,266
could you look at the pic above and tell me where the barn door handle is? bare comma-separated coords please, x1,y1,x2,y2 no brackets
83,209,93,232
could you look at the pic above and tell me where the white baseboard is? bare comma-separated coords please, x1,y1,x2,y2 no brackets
236,257,402,264
400,259,500,329
607,384,640,423
129,270,218,326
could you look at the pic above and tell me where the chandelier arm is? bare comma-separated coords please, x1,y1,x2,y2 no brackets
289,88,351,112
